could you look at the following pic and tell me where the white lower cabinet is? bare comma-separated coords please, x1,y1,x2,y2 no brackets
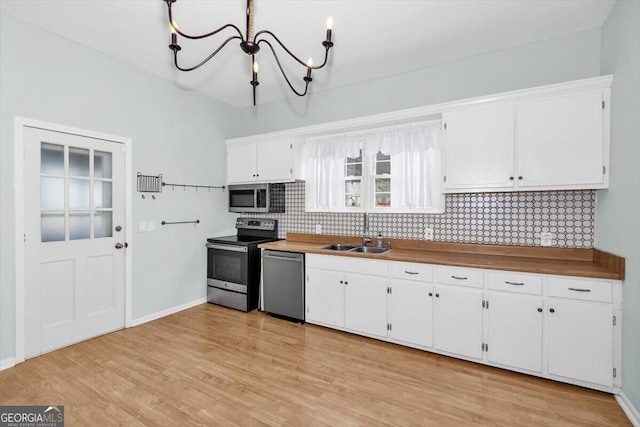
434,284,483,360
304,254,621,392
547,298,614,386
486,292,543,372
389,279,434,348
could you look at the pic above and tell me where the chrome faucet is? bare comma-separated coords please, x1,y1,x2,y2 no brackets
362,212,372,246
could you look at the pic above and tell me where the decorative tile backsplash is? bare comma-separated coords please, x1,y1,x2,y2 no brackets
245,182,596,248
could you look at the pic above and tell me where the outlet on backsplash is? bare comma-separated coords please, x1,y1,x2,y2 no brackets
315,224,322,234
425,227,434,240
540,232,553,246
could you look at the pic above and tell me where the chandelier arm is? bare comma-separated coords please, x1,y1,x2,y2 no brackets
258,39,310,97
254,30,331,70
174,36,241,72
167,1,245,41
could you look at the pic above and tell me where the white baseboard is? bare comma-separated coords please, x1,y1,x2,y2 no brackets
130,297,206,327
617,392,640,427
0,357,16,371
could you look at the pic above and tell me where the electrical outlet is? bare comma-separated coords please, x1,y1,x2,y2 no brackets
315,224,322,234
425,227,434,240
147,221,155,232
540,232,553,246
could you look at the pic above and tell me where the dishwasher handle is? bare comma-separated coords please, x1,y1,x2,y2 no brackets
263,253,303,263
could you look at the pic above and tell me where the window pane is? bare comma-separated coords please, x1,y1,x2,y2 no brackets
94,151,112,179
375,178,390,192
376,152,390,161
94,211,113,238
41,143,64,175
69,147,90,177
376,161,391,175
346,154,362,164
376,193,391,207
94,181,112,208
41,211,65,242
69,179,90,209
69,211,90,240
41,177,65,209
345,195,361,208
346,163,362,177
345,180,361,196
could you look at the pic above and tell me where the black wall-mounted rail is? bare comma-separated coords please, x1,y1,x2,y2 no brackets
161,219,201,226
162,182,225,191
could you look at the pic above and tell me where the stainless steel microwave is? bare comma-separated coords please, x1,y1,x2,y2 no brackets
228,183,285,213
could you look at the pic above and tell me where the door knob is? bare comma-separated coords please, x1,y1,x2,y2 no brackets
115,242,124,249
115,225,122,232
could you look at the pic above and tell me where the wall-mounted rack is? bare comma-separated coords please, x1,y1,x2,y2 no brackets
162,182,225,191
137,172,163,192
161,219,200,226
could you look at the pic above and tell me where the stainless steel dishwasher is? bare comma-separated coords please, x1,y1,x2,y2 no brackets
262,250,305,322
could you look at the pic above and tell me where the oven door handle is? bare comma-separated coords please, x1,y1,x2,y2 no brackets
206,243,248,252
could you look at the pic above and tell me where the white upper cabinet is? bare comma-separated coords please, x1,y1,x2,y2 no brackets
226,136,302,184
444,105,515,190
443,76,611,193
517,92,606,189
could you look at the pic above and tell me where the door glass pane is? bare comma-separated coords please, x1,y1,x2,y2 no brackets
41,143,64,175
69,147,90,177
41,177,65,209
345,180,361,208
94,211,113,238
94,151,112,178
94,181,112,208
69,179,90,209
41,211,65,242
69,211,90,240
375,193,391,207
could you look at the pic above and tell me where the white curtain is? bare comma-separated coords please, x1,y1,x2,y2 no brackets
304,120,443,212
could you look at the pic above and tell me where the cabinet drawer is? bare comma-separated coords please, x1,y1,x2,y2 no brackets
488,272,542,295
390,262,433,282
306,254,388,276
547,277,612,303
436,266,483,288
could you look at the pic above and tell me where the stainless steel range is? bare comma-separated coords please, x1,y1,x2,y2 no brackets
206,218,279,312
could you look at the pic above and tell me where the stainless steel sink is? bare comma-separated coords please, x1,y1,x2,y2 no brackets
349,246,391,254
319,243,358,251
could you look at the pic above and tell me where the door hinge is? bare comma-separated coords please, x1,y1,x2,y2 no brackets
290,143,293,149
613,367,617,378
603,166,606,175
387,323,392,331
482,300,489,309
613,315,617,326
443,175,447,183
387,287,392,294
290,168,293,174
602,100,605,109
482,343,488,352
444,122,447,130
24,233,26,243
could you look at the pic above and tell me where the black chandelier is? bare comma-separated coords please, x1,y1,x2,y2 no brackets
164,0,334,106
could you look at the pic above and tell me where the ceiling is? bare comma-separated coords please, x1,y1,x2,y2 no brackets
0,0,615,109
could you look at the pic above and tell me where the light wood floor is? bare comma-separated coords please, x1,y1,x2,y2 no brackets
0,304,631,426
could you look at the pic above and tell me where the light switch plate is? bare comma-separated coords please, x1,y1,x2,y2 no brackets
139,221,147,232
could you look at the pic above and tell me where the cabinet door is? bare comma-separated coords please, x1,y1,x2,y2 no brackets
444,105,515,191
256,138,292,182
227,143,257,184
547,298,613,386
344,273,388,338
486,292,543,372
305,268,344,328
517,92,605,189
434,285,483,360
389,279,433,348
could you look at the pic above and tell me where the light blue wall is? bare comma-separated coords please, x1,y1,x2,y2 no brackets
598,0,640,414
0,13,240,361
236,28,602,136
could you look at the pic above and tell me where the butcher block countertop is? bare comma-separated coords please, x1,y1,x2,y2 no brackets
259,233,625,280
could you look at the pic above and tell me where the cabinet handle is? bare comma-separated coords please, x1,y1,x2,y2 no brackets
451,275,467,280
518,176,523,180
537,308,543,312
505,281,525,286
509,176,514,181
549,308,555,313
435,293,440,298
428,292,433,297
339,280,343,284
568,287,591,292
404,271,419,275
344,281,348,285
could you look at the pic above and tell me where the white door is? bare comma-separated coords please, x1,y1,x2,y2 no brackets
256,138,292,182
344,273,388,338
389,279,434,348
434,285,483,360
226,142,257,184
24,126,126,358
305,268,345,328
